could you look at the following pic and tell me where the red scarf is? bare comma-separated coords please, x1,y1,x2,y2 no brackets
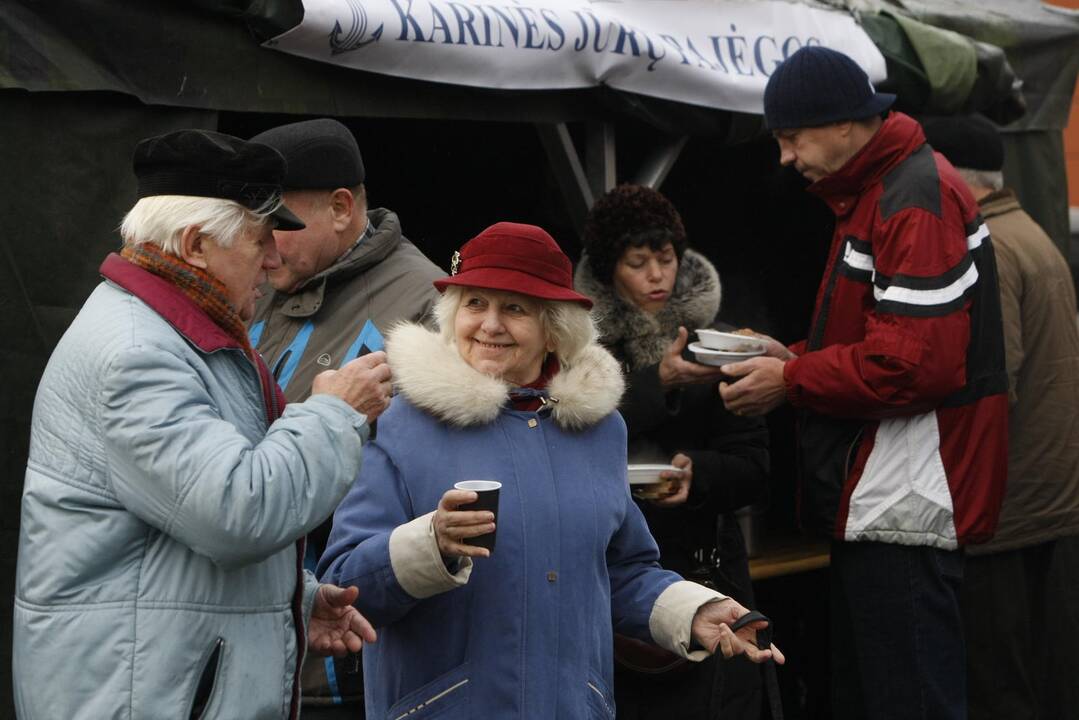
120,243,255,361
510,354,561,411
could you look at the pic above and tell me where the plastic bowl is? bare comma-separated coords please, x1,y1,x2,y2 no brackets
688,342,764,367
627,464,681,485
628,464,681,500
694,329,766,353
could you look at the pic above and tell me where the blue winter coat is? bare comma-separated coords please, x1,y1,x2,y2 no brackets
318,323,725,720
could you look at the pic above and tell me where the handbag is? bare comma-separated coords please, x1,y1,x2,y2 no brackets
613,633,691,674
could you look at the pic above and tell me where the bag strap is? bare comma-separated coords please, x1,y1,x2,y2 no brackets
728,611,784,720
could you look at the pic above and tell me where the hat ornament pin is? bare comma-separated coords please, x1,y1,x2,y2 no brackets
450,250,461,276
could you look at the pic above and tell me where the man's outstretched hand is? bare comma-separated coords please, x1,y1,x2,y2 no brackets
308,584,377,657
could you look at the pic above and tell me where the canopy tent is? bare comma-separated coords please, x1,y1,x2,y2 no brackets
2,0,1072,239
2,0,1078,713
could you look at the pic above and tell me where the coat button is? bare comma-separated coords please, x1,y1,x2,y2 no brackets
547,571,557,583
528,418,538,428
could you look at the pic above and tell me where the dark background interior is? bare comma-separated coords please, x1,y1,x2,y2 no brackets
221,109,834,540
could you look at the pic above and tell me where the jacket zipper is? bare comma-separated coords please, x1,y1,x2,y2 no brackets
843,427,865,484
807,237,850,352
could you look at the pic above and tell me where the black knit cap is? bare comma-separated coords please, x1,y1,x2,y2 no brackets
133,129,305,230
250,118,365,190
582,184,688,286
764,46,895,130
920,114,1004,171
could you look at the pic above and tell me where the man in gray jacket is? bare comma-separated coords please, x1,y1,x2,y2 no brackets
248,118,444,717
14,128,392,719
249,118,444,399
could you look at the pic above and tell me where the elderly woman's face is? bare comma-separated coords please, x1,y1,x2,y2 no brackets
454,288,551,386
613,242,678,315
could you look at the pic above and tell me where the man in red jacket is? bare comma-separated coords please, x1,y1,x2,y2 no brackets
720,47,1009,720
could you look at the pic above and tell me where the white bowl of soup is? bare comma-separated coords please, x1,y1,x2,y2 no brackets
687,342,765,367
694,329,766,354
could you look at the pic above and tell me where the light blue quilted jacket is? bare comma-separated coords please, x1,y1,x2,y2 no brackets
13,257,369,719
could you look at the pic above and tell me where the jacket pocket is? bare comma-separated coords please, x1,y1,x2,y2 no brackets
188,637,225,720
386,662,470,720
585,674,615,719
797,412,865,536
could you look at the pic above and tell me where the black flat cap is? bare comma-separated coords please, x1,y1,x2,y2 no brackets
250,119,365,190
133,129,305,230
921,114,1004,172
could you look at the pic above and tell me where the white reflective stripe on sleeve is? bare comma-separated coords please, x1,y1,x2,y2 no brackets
967,223,989,250
843,240,875,272
873,262,979,307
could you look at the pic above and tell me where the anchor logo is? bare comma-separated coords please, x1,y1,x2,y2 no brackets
329,0,384,55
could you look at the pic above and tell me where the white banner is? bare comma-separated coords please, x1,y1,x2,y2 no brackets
266,0,886,114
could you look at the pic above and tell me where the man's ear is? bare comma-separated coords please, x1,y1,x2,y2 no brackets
179,225,209,269
329,188,356,232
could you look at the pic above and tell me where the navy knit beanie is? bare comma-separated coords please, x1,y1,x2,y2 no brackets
764,46,895,130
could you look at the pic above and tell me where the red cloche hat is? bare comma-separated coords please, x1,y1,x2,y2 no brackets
434,222,593,309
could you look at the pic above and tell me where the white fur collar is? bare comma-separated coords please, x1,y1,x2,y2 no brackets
385,323,624,430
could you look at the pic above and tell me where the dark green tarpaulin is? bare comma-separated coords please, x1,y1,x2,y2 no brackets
860,0,1079,131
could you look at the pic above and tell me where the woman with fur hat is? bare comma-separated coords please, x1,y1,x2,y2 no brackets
318,222,781,719
577,185,770,719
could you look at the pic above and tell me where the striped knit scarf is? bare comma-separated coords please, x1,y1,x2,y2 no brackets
121,243,254,359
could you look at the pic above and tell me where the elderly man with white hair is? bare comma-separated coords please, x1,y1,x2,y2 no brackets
13,129,391,720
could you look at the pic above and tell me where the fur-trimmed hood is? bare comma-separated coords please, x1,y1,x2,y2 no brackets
574,248,721,370
385,323,624,430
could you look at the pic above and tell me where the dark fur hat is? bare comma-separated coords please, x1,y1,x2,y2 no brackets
581,184,688,286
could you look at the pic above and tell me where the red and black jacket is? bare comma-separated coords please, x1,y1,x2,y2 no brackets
783,112,1008,549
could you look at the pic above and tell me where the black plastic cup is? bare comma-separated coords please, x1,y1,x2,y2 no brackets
454,480,501,553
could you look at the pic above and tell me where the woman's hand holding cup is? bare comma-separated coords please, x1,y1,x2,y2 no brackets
433,488,498,559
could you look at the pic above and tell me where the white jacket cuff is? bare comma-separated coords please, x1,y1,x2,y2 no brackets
649,580,727,661
389,511,472,599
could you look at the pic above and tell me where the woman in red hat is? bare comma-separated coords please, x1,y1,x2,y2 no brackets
318,222,782,719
